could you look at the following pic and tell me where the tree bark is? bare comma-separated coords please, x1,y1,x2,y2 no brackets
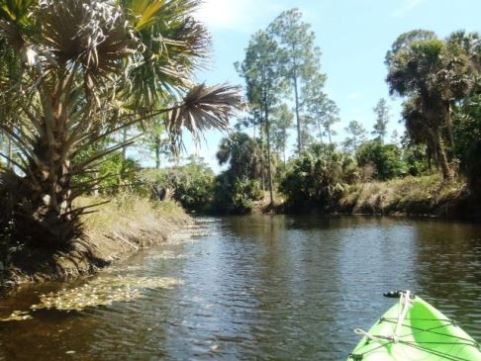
265,105,274,206
432,127,453,181
445,103,454,148
293,71,302,155
155,134,161,169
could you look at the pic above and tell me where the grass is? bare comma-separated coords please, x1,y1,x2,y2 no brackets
76,194,191,258
5,194,191,287
337,174,467,216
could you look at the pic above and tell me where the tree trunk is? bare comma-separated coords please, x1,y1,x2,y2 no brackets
432,128,452,181
293,69,302,155
259,118,266,190
121,127,128,161
14,132,79,248
445,103,454,149
155,135,161,169
265,105,274,206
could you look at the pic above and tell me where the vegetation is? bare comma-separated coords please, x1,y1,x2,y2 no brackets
228,19,481,214
141,160,215,213
2,2,481,286
0,0,241,253
0,0,244,284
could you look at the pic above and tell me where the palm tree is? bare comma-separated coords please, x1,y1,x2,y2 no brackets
0,0,241,249
216,132,264,181
387,35,476,180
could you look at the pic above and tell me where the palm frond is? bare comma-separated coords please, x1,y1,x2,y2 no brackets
167,84,242,152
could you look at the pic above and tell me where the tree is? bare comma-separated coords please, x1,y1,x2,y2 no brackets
270,104,293,165
216,132,263,181
237,30,285,205
386,31,477,180
140,117,170,169
0,0,241,249
373,98,390,144
269,8,330,154
215,132,264,214
301,72,339,145
343,120,367,153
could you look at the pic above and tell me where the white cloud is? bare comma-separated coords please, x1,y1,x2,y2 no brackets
392,0,426,17
195,0,284,32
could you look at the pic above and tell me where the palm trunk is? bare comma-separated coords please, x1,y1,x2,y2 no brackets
432,128,452,181
155,134,161,169
293,72,302,155
265,105,274,206
446,103,454,148
17,129,78,248
259,119,265,190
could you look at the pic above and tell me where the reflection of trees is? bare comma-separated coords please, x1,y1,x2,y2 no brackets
413,220,481,337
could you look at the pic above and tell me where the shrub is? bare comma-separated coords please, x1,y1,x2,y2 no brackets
213,173,263,214
280,144,356,210
356,141,405,180
141,162,215,213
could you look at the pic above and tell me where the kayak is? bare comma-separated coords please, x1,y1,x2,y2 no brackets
348,291,481,361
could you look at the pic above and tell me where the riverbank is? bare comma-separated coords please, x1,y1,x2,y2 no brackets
274,175,480,219
3,195,192,289
335,175,472,218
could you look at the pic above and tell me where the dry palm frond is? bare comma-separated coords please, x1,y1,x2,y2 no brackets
167,84,243,152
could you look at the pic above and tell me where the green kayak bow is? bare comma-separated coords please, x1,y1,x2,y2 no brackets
348,291,481,361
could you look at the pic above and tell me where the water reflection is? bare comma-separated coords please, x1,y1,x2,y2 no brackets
0,216,481,360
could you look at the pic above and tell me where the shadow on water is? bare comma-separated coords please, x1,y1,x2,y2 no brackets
0,215,481,360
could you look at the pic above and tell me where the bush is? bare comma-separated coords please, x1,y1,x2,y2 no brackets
453,98,481,192
280,144,356,210
356,141,405,180
141,162,215,213
213,173,263,214
403,145,430,176
73,150,141,195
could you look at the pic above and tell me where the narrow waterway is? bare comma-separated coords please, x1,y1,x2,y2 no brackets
1,216,481,361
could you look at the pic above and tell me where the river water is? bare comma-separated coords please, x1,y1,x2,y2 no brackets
1,216,481,361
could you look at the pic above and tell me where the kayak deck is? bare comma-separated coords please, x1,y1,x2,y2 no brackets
348,295,481,360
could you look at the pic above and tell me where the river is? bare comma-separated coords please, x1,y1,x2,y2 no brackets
1,215,481,361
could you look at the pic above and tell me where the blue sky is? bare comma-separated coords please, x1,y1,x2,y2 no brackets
151,0,481,172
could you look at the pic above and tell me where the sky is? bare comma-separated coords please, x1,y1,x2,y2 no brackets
147,0,481,172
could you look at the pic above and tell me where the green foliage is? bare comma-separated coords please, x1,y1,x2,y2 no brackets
453,96,481,191
269,8,335,153
143,162,215,214
217,132,264,181
356,141,405,181
403,145,430,177
372,98,390,144
73,148,140,195
213,132,266,213
280,144,357,210
387,30,479,180
213,174,263,214
343,120,367,153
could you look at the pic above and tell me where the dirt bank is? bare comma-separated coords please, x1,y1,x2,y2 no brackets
2,195,192,289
